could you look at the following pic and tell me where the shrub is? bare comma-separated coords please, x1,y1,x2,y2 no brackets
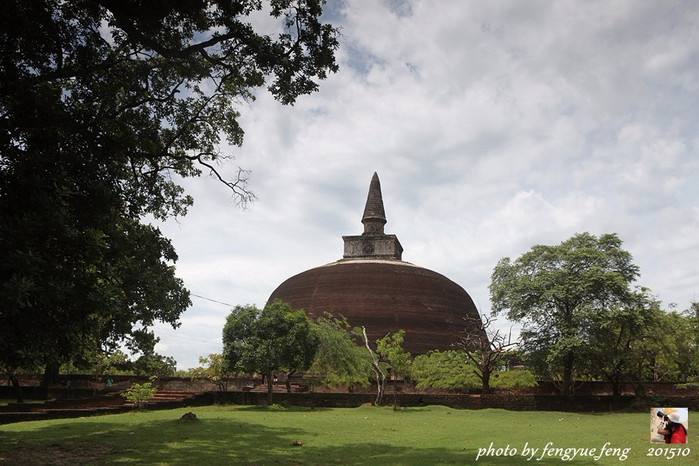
411,351,481,390
122,382,156,407
675,382,699,390
490,369,538,390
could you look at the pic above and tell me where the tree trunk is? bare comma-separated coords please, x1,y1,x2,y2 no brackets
633,382,646,397
561,353,574,396
42,360,60,388
392,379,398,410
633,367,647,397
285,370,295,393
482,369,491,394
361,326,385,405
41,360,61,400
372,370,385,406
611,379,621,399
266,372,273,405
9,372,24,403
377,376,385,405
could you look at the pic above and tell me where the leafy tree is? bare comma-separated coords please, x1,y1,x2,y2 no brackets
0,0,338,398
583,289,659,397
308,315,371,388
61,350,131,376
456,313,516,393
681,302,699,381
411,351,480,390
578,300,699,396
222,300,319,404
132,352,177,377
376,330,412,379
376,329,412,409
649,306,699,383
359,327,411,405
122,381,156,408
490,232,640,395
619,306,682,393
180,353,232,391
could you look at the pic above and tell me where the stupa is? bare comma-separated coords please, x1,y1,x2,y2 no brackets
267,173,483,353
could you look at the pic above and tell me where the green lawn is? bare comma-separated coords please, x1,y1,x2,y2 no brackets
0,405,695,465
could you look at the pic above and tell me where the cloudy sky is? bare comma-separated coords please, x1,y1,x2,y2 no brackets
152,0,699,368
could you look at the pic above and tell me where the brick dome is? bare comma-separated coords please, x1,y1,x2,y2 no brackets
266,172,484,353
267,259,482,353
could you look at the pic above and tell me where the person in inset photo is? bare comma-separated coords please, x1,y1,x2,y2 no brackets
655,409,688,444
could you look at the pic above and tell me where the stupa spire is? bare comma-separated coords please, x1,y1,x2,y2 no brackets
341,172,402,260
362,172,387,235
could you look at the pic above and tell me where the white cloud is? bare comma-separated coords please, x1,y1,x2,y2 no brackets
153,0,699,368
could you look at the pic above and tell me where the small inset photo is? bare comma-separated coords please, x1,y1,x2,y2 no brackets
651,407,688,444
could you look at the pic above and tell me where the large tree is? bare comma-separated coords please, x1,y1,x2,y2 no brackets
222,300,319,404
0,0,338,392
490,232,640,396
584,289,659,398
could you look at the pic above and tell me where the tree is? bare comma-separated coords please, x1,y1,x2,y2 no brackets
456,314,516,393
681,302,699,381
376,330,412,409
132,352,177,377
490,232,640,396
222,300,319,404
61,349,131,377
308,315,371,389
623,306,685,392
180,353,231,392
359,327,411,406
646,306,699,383
122,381,156,408
584,289,658,398
360,326,386,405
0,1,338,398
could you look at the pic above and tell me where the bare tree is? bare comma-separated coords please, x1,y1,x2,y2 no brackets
456,314,516,393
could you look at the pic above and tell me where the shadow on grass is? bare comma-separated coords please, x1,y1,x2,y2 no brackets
1,416,607,466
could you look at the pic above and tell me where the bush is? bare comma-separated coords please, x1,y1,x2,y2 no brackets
122,382,156,407
490,369,538,390
411,351,481,390
675,382,699,390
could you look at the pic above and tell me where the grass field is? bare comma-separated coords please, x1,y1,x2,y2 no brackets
0,404,695,465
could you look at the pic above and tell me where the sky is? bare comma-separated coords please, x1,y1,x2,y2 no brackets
151,0,699,369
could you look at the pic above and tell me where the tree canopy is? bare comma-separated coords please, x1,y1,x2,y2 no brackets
583,289,659,397
222,300,319,403
308,314,371,388
490,232,640,395
358,327,412,405
177,353,231,391
0,0,338,384
376,330,412,380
